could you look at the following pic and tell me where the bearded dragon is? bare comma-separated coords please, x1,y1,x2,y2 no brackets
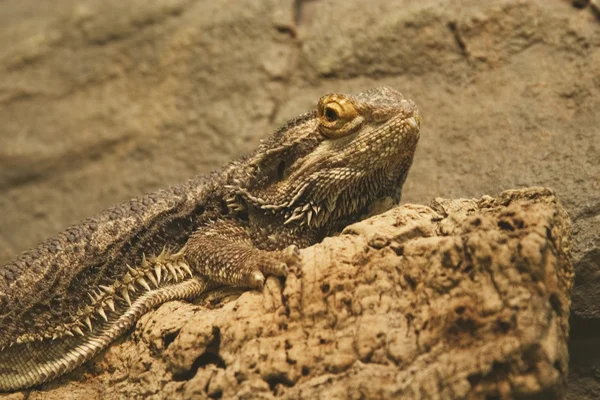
0,87,421,391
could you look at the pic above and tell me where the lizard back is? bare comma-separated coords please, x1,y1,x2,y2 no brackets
0,87,421,391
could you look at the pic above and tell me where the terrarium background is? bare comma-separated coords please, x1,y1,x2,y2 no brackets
0,1,598,398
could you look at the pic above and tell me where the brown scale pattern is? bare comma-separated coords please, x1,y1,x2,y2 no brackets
0,87,421,391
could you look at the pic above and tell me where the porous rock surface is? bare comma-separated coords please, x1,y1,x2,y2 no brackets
0,188,573,399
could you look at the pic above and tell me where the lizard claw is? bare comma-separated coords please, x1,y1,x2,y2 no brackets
246,270,265,289
255,245,300,280
281,245,301,266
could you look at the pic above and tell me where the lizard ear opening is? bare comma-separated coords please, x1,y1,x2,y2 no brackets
317,95,363,138
276,159,286,180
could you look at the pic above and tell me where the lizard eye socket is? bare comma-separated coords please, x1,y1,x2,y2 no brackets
317,95,362,138
324,106,339,122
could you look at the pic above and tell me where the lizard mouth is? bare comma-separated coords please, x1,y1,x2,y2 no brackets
359,109,422,204
412,114,423,131
278,101,422,228
366,108,422,172
281,109,422,228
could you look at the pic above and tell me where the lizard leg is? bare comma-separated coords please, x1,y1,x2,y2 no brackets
184,219,299,289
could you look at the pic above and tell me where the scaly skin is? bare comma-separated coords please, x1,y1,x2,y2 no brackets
0,87,421,391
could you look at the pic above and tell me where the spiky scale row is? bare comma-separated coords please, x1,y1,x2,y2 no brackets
1,87,422,391
0,278,207,391
10,247,194,346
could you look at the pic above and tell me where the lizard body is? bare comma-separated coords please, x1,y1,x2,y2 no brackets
0,87,421,391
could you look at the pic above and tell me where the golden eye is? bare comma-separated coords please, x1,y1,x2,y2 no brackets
324,106,339,122
317,95,362,138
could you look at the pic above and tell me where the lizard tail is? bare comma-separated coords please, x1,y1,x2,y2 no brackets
0,277,207,391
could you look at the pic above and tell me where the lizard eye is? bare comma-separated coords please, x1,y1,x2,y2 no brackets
324,106,339,122
317,95,362,138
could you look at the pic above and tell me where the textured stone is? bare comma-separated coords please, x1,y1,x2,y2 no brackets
0,187,572,399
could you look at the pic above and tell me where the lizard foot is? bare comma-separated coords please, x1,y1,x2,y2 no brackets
243,245,300,289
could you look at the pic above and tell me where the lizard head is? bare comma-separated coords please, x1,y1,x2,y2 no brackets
237,87,421,231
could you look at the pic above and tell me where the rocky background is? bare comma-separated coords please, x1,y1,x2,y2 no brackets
0,0,598,398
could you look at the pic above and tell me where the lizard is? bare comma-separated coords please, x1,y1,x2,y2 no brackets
0,87,421,391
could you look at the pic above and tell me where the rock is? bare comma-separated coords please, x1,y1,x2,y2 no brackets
3,188,572,399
